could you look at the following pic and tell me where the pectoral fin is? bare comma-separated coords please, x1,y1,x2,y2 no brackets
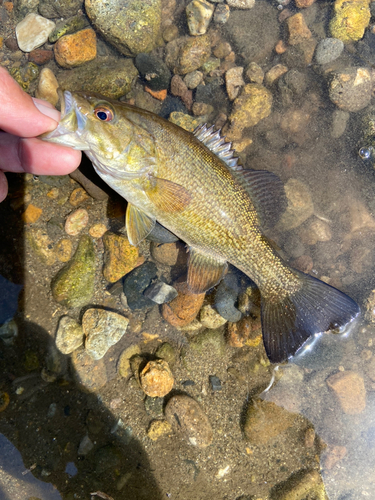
126,203,156,246
144,175,191,213
187,247,228,294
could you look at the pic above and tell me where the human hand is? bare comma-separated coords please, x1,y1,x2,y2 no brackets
0,67,82,202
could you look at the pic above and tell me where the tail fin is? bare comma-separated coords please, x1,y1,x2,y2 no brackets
261,271,360,363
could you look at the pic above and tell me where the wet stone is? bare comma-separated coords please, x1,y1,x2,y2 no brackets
135,53,171,91
123,261,158,310
199,304,227,329
83,308,129,360
329,67,372,112
265,64,288,87
28,49,53,65
15,13,55,52
78,435,94,456
71,347,108,391
227,316,262,348
22,204,42,224
39,0,83,19
166,34,211,75
147,419,172,441
144,396,165,418
140,359,174,397
209,375,222,391
51,235,96,308
270,469,328,500
26,228,56,266
278,178,314,230
54,239,73,263
227,0,254,7
186,0,214,36
54,28,97,68
9,63,39,92
165,394,213,448
215,274,242,323
155,342,177,367
287,13,312,46
35,67,59,107
330,0,370,43
143,281,178,304
213,3,230,24
326,370,366,414
225,66,245,100
118,344,141,378
331,109,350,139
48,14,89,43
183,70,204,89
161,281,205,327
55,316,84,354
102,232,139,283
315,37,344,65
38,175,69,187
65,208,89,236
324,445,347,470
245,62,264,84
189,328,226,357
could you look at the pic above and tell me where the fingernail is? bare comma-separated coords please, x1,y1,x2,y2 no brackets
32,98,61,122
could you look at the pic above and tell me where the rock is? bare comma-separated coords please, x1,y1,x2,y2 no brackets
213,4,230,24
102,232,139,283
22,204,42,224
28,49,53,65
330,0,370,43
85,0,162,57
304,427,316,448
54,29,97,69
144,395,164,418
286,13,312,46
169,112,205,132
122,261,158,310
291,254,313,274
264,64,288,86
277,178,314,230
69,187,90,207
26,228,56,265
140,359,174,397
89,223,108,239
65,208,89,236
54,239,73,262
331,109,350,139
188,328,226,357
9,63,39,92
245,62,264,84
165,394,213,448
225,66,245,100
192,102,214,116
83,308,129,360
270,469,328,500
329,67,372,112
209,375,222,391
57,58,138,100
118,344,141,378
55,316,84,355
165,34,211,75
51,235,96,308
278,69,308,107
35,68,59,107
143,281,178,304
150,241,186,267
78,435,94,456
186,0,214,36
147,420,172,441
134,53,171,91
326,371,366,414
15,13,55,52
323,445,347,470
295,0,316,7
299,218,332,245
71,347,107,391
214,274,242,322
39,0,83,18
315,37,344,65
201,56,221,73
226,84,273,140
226,316,262,348
155,342,177,367
184,70,204,89
170,75,193,110
199,304,227,329
244,400,297,445
227,0,254,7
49,14,89,43
161,282,205,327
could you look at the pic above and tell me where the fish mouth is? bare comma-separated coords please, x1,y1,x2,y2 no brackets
40,90,90,151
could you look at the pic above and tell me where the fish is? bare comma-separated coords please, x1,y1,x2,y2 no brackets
42,90,360,363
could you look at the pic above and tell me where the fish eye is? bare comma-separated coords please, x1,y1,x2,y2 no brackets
94,106,114,122
359,147,371,159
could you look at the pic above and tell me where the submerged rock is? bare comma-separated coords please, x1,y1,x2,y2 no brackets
161,282,205,327
165,34,211,75
123,261,158,310
330,0,370,43
39,0,83,19
315,37,344,65
35,67,59,107
277,178,314,230
135,52,171,91
49,14,89,43
55,316,84,354
186,0,214,36
102,232,139,283
329,67,372,112
71,347,107,391
270,469,328,500
16,13,55,52
326,370,366,415
54,29,97,68
140,359,174,397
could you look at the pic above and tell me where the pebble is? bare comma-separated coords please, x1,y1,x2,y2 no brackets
35,68,59,107
39,0,82,19
10,63,39,92
165,394,213,448
54,29,97,69
315,38,344,65
102,232,139,283
165,34,211,75
134,52,171,91
227,0,254,8
65,208,89,236
326,370,366,414
163,25,179,42
324,445,347,470
331,109,350,139
140,359,174,397
329,67,372,112
26,228,56,265
277,178,314,230
143,281,178,304
15,13,55,52
188,328,226,358
213,41,232,59
161,281,205,327
71,347,108,391
304,427,316,448
150,241,186,266
330,0,370,43
155,342,177,367
245,62,264,84
55,316,84,354
274,469,327,499
78,435,94,456
22,204,42,224
83,308,129,360
226,84,273,140
89,223,108,239
199,304,227,329
192,102,214,116
209,375,222,391
0,319,18,346
85,0,161,57
118,344,141,378
186,0,214,36
28,49,53,65
264,64,288,86
286,13,312,46
170,75,193,110
54,238,73,262
46,188,59,200
214,4,230,24
183,70,204,89
214,274,242,323
225,66,245,100
51,235,96,308
122,261,158,310
169,111,205,132
226,316,262,348
69,187,90,206
244,400,297,445
147,420,172,441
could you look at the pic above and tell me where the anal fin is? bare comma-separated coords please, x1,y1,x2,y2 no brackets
187,247,228,294
126,203,155,246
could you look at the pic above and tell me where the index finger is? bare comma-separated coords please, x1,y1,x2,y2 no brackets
0,67,59,137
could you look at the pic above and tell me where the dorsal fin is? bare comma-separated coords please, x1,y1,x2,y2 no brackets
193,124,242,171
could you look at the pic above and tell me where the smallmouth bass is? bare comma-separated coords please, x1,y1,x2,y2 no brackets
42,91,360,363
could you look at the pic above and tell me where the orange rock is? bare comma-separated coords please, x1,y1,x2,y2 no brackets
227,316,262,348
295,0,315,7
3,2,13,12
161,282,205,327
102,231,139,283
69,187,89,206
150,241,187,267
140,359,174,397
54,29,97,68
145,86,168,101
286,13,312,46
275,40,287,54
22,204,42,224
326,371,366,414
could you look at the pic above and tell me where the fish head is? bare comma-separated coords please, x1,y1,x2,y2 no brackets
42,90,146,178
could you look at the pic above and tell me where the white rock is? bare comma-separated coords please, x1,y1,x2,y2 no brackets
186,0,214,36
227,0,255,8
225,66,245,100
35,68,59,107
16,13,55,53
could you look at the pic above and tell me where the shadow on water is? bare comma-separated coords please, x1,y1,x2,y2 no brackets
0,173,163,500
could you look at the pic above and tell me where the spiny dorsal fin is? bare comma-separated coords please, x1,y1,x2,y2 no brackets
193,124,242,171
